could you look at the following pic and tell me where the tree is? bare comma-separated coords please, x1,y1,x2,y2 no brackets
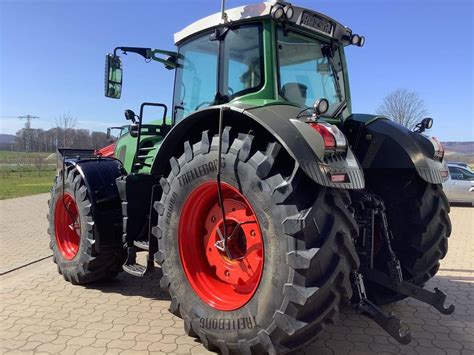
376,89,428,130
55,113,77,147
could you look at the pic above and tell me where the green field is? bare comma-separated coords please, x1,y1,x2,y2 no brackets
0,151,56,199
0,150,52,161
0,170,56,199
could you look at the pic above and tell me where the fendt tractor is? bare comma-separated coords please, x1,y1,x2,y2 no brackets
48,2,454,353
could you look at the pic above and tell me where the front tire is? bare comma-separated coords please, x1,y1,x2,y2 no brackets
154,128,359,354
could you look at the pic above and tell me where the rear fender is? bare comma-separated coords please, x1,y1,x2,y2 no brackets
63,157,126,251
151,105,364,189
344,114,448,184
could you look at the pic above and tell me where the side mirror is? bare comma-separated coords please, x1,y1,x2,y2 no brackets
414,117,433,133
124,109,137,123
105,54,122,99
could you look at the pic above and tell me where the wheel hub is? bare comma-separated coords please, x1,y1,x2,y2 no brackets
54,193,81,260
178,182,264,311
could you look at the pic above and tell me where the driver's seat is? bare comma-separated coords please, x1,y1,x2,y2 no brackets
281,83,308,107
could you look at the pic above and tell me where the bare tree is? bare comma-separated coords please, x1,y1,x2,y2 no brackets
55,113,77,147
376,89,428,130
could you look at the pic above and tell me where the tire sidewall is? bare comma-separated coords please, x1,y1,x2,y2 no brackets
159,148,292,341
49,173,91,274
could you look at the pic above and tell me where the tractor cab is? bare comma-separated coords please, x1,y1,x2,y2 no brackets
172,2,363,122
104,2,365,173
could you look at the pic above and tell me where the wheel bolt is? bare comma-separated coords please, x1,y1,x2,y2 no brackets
211,216,216,223
250,230,256,237
224,270,230,277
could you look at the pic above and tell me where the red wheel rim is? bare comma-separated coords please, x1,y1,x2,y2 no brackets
179,182,264,311
54,193,81,260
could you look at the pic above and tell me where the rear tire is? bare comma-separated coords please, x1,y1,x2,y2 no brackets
48,167,125,284
154,128,359,354
364,172,451,304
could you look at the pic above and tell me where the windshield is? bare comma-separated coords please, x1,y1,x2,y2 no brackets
277,28,346,116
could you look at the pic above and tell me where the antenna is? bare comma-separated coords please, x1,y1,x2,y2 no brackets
17,115,39,129
220,0,228,23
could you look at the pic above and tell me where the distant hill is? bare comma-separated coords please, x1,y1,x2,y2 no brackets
442,141,473,155
442,141,473,164
0,134,15,150
0,134,15,144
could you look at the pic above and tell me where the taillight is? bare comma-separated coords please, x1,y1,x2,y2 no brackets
310,123,336,150
309,122,347,155
430,137,444,161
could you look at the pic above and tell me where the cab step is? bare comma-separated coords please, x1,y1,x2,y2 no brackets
122,245,154,277
133,240,149,251
122,259,154,277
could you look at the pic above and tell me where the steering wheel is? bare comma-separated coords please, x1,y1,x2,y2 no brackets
195,101,213,110
228,87,234,95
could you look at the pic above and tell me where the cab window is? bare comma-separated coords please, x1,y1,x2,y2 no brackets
277,28,345,113
173,35,218,121
173,24,263,122
223,25,263,98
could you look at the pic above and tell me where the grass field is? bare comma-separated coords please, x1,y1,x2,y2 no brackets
0,151,56,199
0,150,52,161
0,170,56,200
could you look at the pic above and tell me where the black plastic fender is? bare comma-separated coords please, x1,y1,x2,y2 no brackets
344,114,448,184
151,104,364,189
63,157,126,250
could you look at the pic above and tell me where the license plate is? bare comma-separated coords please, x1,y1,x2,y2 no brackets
300,12,333,36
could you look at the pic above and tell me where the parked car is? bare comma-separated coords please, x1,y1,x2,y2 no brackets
443,164,474,206
448,161,474,173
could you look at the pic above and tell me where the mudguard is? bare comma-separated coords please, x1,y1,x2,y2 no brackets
62,157,126,250
151,104,365,189
344,114,448,184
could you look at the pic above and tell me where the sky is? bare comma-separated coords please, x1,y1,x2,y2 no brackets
0,0,473,141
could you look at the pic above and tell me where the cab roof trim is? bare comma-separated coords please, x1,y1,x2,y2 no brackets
174,1,352,45
174,2,274,45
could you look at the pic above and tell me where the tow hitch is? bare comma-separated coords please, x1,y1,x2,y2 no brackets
352,272,412,344
364,269,455,315
350,192,455,344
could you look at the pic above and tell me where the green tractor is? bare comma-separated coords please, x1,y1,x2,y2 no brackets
48,2,454,353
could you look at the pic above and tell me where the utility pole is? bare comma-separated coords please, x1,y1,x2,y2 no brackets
18,115,39,152
0,114,40,153
17,114,39,129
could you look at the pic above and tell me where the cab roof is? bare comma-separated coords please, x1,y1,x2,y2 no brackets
174,1,353,46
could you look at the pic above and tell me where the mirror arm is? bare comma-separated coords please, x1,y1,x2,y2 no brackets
114,46,151,59
113,47,179,69
147,49,180,69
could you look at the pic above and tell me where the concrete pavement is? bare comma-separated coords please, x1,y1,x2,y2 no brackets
0,193,472,354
